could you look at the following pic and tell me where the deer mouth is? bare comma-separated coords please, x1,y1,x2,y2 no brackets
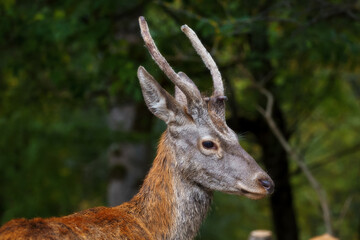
239,189,267,200
223,188,267,200
235,181,268,200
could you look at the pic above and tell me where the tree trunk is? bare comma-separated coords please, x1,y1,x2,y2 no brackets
255,113,299,240
106,4,151,206
241,7,299,239
231,113,299,240
107,103,151,206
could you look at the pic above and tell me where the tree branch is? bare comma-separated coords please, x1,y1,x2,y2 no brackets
292,141,360,175
254,82,334,235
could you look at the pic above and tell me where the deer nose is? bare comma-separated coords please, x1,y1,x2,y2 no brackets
258,179,274,194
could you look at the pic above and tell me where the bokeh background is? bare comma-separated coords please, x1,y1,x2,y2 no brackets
1,1,359,239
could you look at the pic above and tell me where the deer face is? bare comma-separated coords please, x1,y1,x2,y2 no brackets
174,117,273,199
137,17,274,199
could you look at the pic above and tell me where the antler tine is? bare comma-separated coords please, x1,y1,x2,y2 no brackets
181,25,224,97
139,16,201,101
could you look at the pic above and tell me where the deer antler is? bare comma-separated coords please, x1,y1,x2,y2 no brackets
181,25,224,97
138,16,201,103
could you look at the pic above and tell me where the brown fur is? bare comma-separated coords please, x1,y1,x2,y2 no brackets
0,134,175,240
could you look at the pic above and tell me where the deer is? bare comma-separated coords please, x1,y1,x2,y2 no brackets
0,16,274,240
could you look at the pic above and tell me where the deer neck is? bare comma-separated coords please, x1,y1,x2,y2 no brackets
125,131,213,240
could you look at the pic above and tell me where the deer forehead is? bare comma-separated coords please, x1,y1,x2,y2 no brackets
171,119,238,147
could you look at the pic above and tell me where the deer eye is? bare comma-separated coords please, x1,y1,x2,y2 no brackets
202,141,216,149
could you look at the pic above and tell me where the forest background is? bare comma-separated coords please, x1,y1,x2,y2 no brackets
0,0,359,239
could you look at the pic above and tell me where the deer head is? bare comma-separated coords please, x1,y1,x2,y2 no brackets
137,17,274,199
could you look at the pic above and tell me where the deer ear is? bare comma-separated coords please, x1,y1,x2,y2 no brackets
175,86,187,106
138,66,181,124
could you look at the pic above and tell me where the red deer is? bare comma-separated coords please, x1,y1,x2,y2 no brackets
0,16,274,240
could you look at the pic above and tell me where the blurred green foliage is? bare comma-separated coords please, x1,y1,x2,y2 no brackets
0,0,145,220
1,0,359,240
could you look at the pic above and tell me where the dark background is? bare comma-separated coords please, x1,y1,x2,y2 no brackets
0,0,359,239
